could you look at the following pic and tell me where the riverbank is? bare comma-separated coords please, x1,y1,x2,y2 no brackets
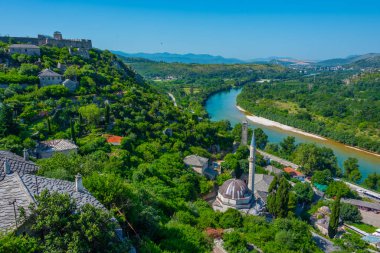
236,105,327,141
236,105,380,158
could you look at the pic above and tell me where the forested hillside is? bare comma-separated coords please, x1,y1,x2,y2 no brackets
121,57,299,114
0,42,237,251
237,72,380,153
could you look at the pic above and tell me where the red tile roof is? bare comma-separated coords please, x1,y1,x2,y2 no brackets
106,135,123,145
284,167,304,177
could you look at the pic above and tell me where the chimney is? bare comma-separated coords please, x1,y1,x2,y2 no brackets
23,148,29,161
75,174,84,192
4,158,11,175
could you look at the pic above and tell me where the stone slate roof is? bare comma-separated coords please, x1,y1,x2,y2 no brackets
254,174,274,193
342,198,380,211
0,173,105,232
183,155,208,167
0,173,34,232
38,69,62,77
219,178,251,200
21,174,105,210
264,165,283,175
9,44,39,49
0,151,39,182
38,139,78,152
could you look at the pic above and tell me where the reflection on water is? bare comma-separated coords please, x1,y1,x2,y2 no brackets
205,87,380,180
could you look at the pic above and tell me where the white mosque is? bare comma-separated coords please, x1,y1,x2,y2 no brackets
212,133,272,214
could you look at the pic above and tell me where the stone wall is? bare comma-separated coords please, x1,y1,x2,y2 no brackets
0,35,92,49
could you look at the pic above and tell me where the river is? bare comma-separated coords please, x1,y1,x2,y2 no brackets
205,87,380,180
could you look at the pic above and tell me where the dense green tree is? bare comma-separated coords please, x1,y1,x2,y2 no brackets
293,182,314,204
219,208,243,228
254,128,268,149
0,233,39,253
325,181,355,198
344,157,362,182
328,196,341,238
26,190,129,252
223,232,248,253
363,173,379,191
267,177,291,218
0,103,14,137
280,136,296,157
311,169,333,185
340,203,362,223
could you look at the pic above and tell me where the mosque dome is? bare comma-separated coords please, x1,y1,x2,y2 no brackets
218,178,251,200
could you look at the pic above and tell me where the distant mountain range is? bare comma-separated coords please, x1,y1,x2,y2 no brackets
113,51,380,68
111,51,245,64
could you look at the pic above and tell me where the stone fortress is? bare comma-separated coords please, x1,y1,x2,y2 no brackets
0,31,92,49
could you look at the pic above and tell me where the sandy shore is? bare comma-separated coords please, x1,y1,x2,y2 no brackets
236,105,327,141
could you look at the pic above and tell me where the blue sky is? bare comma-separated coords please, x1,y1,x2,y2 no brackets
1,0,380,60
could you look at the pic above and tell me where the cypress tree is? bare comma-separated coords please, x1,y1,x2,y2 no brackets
105,102,110,126
46,116,51,133
267,176,290,218
328,195,341,238
70,119,76,143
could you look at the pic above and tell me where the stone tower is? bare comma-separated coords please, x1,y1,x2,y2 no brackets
248,133,256,192
54,31,63,40
241,120,248,145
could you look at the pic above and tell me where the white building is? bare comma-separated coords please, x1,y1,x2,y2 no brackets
38,69,62,87
36,139,78,159
8,44,40,56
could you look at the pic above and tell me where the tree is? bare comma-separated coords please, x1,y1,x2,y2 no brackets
267,177,291,218
254,128,268,149
19,63,39,76
219,208,243,228
340,203,362,223
311,169,332,185
344,157,361,182
325,181,355,198
0,233,39,253
105,102,111,126
293,182,314,204
64,65,80,80
26,190,129,252
363,173,379,191
0,103,14,137
280,136,296,157
328,195,341,238
221,154,239,173
70,118,76,143
223,232,248,253
78,104,101,127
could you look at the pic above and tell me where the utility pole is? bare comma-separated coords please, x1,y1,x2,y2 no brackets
9,199,17,227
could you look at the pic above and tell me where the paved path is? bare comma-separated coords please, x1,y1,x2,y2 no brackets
257,150,299,169
335,178,380,202
168,93,177,107
311,231,340,253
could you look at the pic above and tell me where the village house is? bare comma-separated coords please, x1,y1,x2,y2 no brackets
264,165,283,176
183,154,218,179
0,150,38,182
38,69,63,87
8,44,40,56
284,167,305,181
106,135,123,146
62,78,78,91
36,139,78,158
0,172,107,232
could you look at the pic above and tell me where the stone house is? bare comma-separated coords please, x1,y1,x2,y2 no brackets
311,206,332,236
8,44,40,56
0,172,107,232
36,139,78,159
38,69,62,87
62,79,78,92
0,150,38,182
184,155,209,175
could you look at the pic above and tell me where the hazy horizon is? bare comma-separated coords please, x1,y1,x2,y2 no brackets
1,0,380,60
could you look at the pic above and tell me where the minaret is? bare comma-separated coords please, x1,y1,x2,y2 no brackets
248,133,256,192
241,120,248,145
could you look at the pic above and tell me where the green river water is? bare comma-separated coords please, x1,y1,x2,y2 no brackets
205,87,380,180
